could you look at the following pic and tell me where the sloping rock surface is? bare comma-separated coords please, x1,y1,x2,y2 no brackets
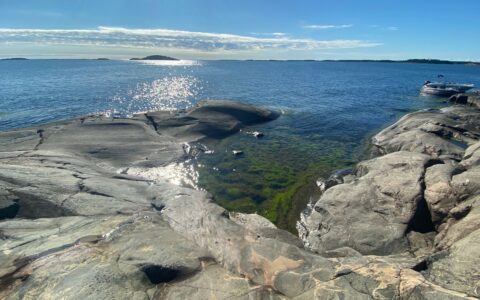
1,101,478,299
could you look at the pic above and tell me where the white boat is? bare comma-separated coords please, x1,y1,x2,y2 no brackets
421,79,474,97
445,82,475,92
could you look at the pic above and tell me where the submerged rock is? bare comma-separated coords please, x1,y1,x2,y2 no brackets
232,150,243,156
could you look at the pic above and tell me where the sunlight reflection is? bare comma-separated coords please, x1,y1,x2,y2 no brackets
110,75,202,116
132,60,201,66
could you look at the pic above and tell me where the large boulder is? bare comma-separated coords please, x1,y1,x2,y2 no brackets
298,151,435,256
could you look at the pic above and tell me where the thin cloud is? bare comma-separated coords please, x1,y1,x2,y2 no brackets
303,24,353,30
250,32,287,37
370,25,399,31
0,26,380,53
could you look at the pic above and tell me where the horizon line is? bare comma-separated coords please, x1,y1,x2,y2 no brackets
2,57,479,64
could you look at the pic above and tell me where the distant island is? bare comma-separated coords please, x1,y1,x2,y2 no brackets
130,55,178,61
322,58,480,65
96,58,109,60
1,57,28,60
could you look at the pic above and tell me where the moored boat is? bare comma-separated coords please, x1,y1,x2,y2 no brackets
421,79,474,97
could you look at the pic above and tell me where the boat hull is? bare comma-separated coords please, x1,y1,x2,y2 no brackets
421,86,460,97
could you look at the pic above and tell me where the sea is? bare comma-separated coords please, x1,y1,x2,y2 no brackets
1,59,479,229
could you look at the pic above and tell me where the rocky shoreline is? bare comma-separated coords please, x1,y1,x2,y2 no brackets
1,97,480,299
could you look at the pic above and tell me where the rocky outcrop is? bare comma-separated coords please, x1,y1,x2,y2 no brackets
299,151,435,256
137,100,280,140
449,92,480,109
371,106,479,160
1,100,479,299
299,104,480,297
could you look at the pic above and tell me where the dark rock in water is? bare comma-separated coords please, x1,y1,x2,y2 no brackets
141,100,280,139
252,131,264,138
130,55,178,61
449,93,468,104
1,57,28,60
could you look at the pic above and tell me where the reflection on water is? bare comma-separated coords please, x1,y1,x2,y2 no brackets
109,76,202,116
132,60,201,67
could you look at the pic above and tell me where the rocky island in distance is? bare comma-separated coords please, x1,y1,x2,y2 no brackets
130,55,179,61
0,58,28,60
1,93,480,299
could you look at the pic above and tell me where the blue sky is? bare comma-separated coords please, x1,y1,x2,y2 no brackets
0,0,479,60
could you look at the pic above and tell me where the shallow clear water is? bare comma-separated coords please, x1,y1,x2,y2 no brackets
1,59,479,228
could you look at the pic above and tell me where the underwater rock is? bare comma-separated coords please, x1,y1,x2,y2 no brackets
232,150,243,156
252,131,264,138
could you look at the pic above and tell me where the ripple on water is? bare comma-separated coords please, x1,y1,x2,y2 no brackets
132,60,202,67
110,75,202,116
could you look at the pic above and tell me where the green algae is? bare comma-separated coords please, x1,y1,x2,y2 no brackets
196,120,359,233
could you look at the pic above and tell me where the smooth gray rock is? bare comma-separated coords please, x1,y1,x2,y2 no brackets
372,107,480,160
467,93,480,109
141,100,280,140
424,162,458,224
299,151,434,256
427,195,480,297
1,100,479,299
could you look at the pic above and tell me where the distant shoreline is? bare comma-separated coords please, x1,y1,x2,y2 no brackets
1,57,479,66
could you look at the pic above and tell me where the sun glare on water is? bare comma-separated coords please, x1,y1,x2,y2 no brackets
108,75,203,116
134,60,201,66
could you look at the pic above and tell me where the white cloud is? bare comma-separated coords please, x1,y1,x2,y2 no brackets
386,26,399,31
303,24,353,30
0,26,380,54
250,32,287,37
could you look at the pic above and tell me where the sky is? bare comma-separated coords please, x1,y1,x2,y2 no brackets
0,0,479,60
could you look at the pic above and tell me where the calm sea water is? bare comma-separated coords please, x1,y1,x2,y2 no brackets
1,59,479,227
